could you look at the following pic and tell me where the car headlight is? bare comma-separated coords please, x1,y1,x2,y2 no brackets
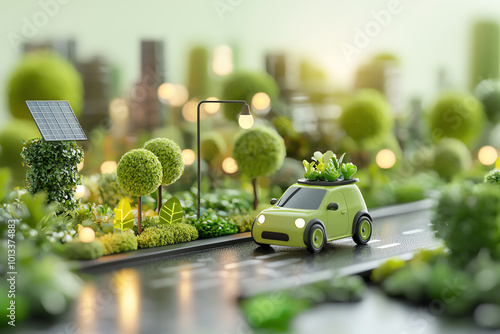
295,218,305,228
258,215,265,224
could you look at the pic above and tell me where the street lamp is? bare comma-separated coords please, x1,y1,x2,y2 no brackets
197,99,253,218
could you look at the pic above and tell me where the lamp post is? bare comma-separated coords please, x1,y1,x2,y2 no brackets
197,99,253,218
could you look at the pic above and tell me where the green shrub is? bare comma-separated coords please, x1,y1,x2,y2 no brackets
475,79,500,123
117,149,162,197
339,89,394,143
143,138,184,186
133,215,159,235
431,182,500,266
97,232,138,255
485,169,500,185
178,189,252,216
201,132,226,163
64,239,104,260
432,138,472,180
427,91,484,145
185,210,238,238
232,214,255,233
0,119,40,186
137,223,198,248
98,172,128,207
221,72,280,121
7,50,83,120
21,139,84,211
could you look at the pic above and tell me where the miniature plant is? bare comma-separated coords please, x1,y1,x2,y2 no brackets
484,169,500,185
232,126,286,210
432,138,472,180
143,138,184,212
232,214,255,233
97,232,138,256
159,196,184,225
341,163,358,179
185,210,239,238
117,148,163,234
98,172,128,207
137,223,198,248
64,239,104,260
7,50,83,120
113,198,134,231
302,151,358,182
21,139,84,212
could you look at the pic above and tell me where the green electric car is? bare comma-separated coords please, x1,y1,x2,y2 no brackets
251,178,372,253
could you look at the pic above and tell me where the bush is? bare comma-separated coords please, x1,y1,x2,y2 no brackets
97,232,138,256
117,149,162,197
98,172,128,207
201,132,226,163
221,72,279,121
185,210,239,238
427,91,484,145
64,240,104,260
339,89,394,143
232,214,255,233
7,50,83,120
137,223,198,248
485,169,500,185
21,139,84,211
432,138,472,180
431,182,500,266
144,138,184,186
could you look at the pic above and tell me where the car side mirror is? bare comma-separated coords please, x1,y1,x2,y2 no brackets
327,202,339,211
270,198,278,205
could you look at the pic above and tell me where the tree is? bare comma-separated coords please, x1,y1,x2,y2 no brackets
143,138,184,212
201,132,227,189
432,138,472,181
232,126,286,210
116,149,162,234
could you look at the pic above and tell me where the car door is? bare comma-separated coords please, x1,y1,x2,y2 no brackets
326,190,349,239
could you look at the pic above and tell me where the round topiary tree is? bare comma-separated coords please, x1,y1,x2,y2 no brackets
143,138,184,212
339,89,394,144
201,132,227,190
427,91,485,146
232,126,286,210
432,138,472,181
117,149,163,234
221,72,280,122
7,50,83,120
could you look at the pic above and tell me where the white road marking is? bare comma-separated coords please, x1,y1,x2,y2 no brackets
255,252,287,260
257,268,282,278
377,243,400,249
402,229,424,235
265,258,301,268
224,259,261,270
367,239,381,244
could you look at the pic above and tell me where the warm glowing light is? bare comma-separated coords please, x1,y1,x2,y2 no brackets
202,97,220,114
100,161,117,174
109,98,129,122
182,149,196,166
212,45,233,76
182,99,199,123
169,84,189,107
222,157,238,174
79,227,95,243
75,184,86,199
77,161,84,172
376,149,396,169
252,92,271,111
115,269,140,334
77,283,97,333
158,83,176,102
478,146,498,166
238,114,254,129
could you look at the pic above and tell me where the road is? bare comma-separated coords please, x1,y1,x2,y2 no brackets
17,206,490,334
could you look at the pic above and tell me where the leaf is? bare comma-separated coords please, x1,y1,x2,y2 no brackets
113,198,134,231
322,150,334,165
338,153,346,167
313,151,323,162
159,196,184,225
341,163,358,180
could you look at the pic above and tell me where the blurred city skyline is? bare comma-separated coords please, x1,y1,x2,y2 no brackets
1,0,500,125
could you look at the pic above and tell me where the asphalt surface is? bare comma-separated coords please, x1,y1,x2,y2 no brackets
17,207,490,334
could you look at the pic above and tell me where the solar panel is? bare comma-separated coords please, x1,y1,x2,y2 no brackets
25,100,87,141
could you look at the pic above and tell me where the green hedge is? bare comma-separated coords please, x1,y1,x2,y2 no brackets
137,223,198,248
64,240,103,260
98,233,138,256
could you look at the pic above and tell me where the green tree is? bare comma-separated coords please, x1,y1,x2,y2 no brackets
232,127,286,209
201,132,227,189
143,138,184,212
117,149,163,234
7,50,83,120
432,138,472,181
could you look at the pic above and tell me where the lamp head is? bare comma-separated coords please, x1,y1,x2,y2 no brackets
238,103,254,129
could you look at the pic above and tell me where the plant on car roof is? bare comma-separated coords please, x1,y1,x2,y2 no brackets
302,150,358,182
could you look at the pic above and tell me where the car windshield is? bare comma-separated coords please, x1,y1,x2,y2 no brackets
276,187,327,210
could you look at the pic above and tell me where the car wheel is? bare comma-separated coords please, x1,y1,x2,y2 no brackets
353,216,372,245
255,241,271,248
306,224,326,253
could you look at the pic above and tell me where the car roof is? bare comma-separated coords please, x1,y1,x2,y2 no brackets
296,178,359,187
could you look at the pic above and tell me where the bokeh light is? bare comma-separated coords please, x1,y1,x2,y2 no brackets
168,84,189,107
182,149,196,166
157,83,176,103
101,161,117,174
212,45,233,76
75,184,87,199
182,99,199,123
109,98,129,123
77,161,84,172
478,145,498,165
222,157,238,174
238,114,254,129
251,92,271,111
79,227,95,243
202,97,220,114
376,149,396,169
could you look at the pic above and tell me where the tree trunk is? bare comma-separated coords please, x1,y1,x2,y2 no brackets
252,178,258,211
157,185,162,213
138,196,143,235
